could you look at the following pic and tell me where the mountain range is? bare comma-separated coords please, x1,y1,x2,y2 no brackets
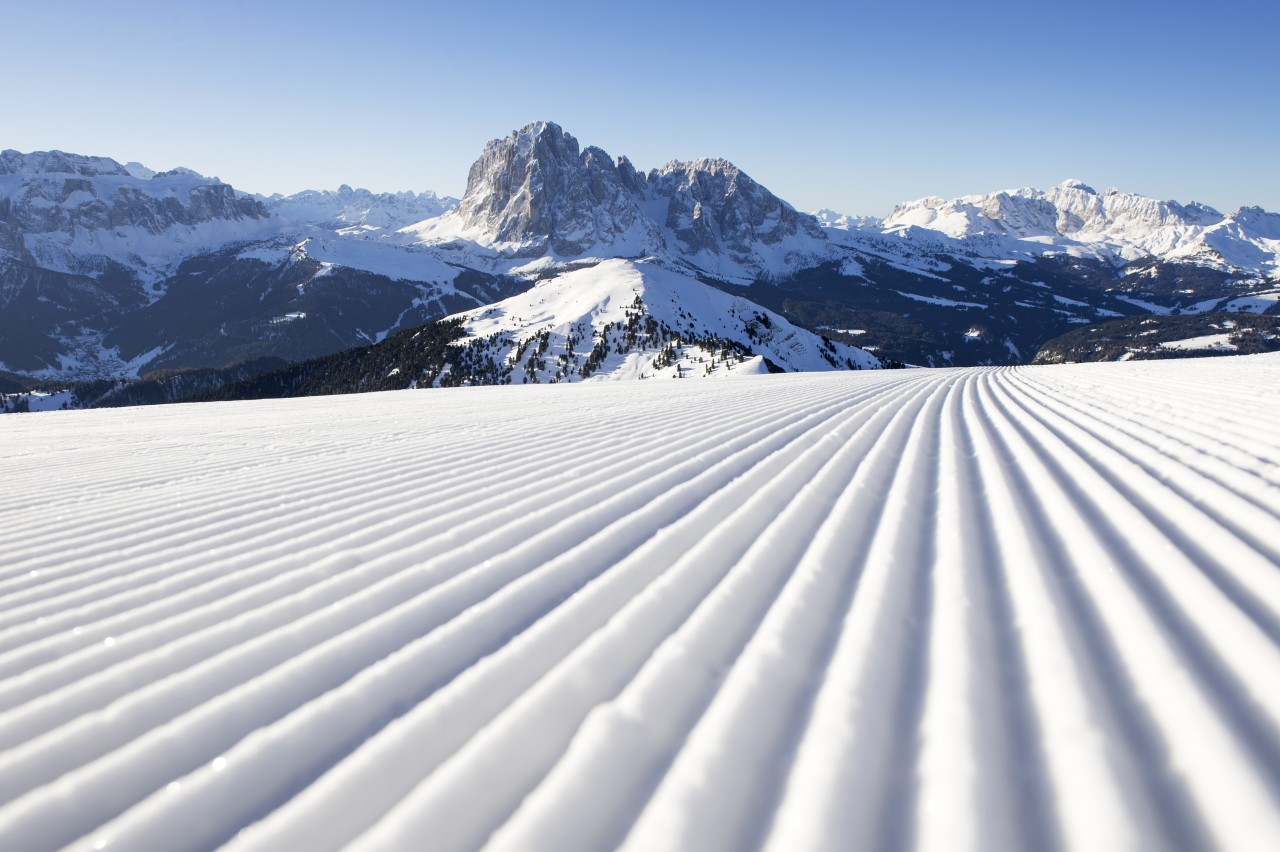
1,121,1277,400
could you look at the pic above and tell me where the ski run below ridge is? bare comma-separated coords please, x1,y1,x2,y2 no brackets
2,354,1280,851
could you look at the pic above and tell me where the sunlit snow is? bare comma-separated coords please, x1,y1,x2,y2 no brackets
2,354,1280,850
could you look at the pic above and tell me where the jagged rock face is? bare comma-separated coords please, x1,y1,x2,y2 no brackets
443,122,828,274
0,152,266,240
649,158,826,259
0,150,271,281
877,178,1280,275
1043,180,1224,237
885,179,1230,245
977,192,1061,236
0,150,131,178
454,122,658,256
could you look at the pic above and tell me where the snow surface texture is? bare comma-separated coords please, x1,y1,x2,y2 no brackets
3,356,1280,851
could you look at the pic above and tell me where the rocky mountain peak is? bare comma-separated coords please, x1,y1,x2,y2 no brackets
0,149,131,178
1057,178,1097,194
648,157,827,263
457,121,582,217
429,122,830,277
1225,205,1280,238
450,121,658,257
124,161,157,180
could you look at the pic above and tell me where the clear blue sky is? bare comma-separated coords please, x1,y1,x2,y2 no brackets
6,0,1277,216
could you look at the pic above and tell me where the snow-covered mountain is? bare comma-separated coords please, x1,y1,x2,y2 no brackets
262,185,457,235
0,149,272,285
410,122,664,259
0,150,464,291
874,179,1280,277
404,122,831,282
811,208,882,231
446,258,881,384
649,157,830,280
165,257,886,402
0,152,491,378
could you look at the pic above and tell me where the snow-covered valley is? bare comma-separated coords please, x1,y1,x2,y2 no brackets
2,354,1279,851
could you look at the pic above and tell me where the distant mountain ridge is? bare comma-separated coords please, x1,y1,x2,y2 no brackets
0,148,271,286
869,179,1280,277
261,185,458,235
0,149,492,377
2,123,1277,393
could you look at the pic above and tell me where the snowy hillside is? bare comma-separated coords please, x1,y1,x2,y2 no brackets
237,235,464,292
449,258,881,382
2,354,1279,850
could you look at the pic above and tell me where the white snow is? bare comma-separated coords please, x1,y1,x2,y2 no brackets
1115,295,1173,315
2,353,1280,851
450,258,880,381
895,291,988,309
0,390,75,412
1223,291,1280,313
1159,333,1237,352
240,237,462,287
262,186,457,234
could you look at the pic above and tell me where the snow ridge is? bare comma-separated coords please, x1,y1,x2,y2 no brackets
875,179,1280,276
1,354,1279,850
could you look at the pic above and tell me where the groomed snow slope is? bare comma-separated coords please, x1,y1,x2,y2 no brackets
3,355,1280,851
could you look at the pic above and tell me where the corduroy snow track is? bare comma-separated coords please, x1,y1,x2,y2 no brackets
2,354,1280,851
